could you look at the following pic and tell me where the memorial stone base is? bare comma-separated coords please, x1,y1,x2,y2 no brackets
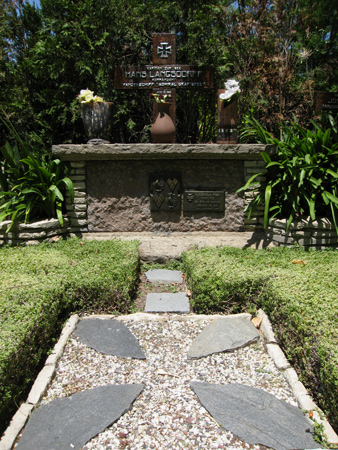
52,143,274,233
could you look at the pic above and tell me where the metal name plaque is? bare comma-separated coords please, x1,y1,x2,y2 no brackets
184,191,225,212
115,65,213,90
150,172,181,212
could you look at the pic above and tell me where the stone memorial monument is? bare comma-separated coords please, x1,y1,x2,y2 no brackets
52,33,275,234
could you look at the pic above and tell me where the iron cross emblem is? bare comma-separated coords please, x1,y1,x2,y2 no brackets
157,42,172,58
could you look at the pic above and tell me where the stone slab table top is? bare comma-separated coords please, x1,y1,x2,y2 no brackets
52,143,276,161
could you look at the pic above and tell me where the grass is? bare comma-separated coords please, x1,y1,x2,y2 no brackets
182,246,338,434
0,237,139,434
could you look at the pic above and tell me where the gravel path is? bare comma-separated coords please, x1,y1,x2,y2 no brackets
40,316,297,450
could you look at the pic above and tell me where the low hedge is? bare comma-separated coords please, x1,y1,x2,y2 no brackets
183,246,338,433
0,237,139,434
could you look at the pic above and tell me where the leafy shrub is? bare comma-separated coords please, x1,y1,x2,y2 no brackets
0,116,74,231
238,116,338,233
183,246,338,433
0,238,139,434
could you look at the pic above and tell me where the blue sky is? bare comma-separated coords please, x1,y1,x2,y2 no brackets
27,0,41,8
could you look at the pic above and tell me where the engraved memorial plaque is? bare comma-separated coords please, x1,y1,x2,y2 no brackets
150,172,181,212
315,91,338,112
184,191,225,212
114,33,214,141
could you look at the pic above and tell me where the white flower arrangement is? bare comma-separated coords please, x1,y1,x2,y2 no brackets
77,89,104,103
219,79,241,102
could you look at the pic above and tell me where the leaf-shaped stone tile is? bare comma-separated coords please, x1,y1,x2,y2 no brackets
16,384,144,450
190,382,320,450
74,319,146,359
188,315,260,359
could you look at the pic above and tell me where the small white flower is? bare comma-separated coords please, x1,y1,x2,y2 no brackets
79,89,93,97
84,93,94,102
219,91,233,101
224,79,240,91
220,79,241,101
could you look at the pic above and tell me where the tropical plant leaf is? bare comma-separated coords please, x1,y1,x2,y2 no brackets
324,191,338,205
60,177,74,203
49,185,64,201
263,184,272,229
236,172,263,193
237,117,338,236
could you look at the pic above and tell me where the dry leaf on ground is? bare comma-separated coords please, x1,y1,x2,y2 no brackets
252,316,263,329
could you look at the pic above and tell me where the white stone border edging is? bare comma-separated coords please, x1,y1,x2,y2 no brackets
1,311,337,449
267,217,338,248
257,309,338,445
0,315,79,450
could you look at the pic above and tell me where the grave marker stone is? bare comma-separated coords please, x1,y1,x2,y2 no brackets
114,33,213,139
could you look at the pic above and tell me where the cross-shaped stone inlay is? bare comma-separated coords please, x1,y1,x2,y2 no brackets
17,313,320,450
157,42,172,58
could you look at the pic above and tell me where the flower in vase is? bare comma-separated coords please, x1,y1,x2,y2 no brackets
78,89,104,103
151,93,168,103
219,79,241,102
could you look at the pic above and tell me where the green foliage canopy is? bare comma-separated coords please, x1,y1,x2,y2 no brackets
1,0,338,148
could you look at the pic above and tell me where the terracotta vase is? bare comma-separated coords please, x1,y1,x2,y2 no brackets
81,101,114,144
151,102,175,143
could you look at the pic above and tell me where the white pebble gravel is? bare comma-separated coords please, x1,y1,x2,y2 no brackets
41,317,298,450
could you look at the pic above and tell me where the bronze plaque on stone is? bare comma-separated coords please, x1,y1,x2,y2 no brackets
184,191,225,212
150,172,181,212
315,91,338,112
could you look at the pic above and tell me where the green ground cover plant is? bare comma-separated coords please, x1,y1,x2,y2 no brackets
0,237,139,434
182,246,338,434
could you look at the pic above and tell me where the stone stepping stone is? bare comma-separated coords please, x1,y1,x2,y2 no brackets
188,315,260,359
15,384,144,450
145,269,183,283
145,292,190,313
190,382,320,450
74,319,146,359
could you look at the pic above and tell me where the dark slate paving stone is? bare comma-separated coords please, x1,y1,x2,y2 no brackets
188,315,260,359
145,269,183,283
145,292,190,313
74,319,146,359
190,382,320,450
16,384,144,450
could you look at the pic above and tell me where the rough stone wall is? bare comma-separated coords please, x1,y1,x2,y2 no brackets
66,161,88,233
243,160,266,231
86,159,246,232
